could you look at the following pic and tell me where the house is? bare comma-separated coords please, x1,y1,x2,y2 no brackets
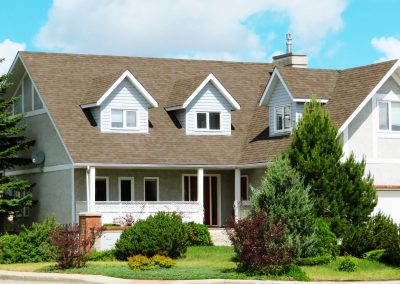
4,46,400,227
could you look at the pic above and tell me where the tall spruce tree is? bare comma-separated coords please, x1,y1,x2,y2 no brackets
0,58,35,222
287,97,376,237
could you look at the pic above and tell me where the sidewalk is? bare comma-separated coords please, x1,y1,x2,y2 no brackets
1,270,400,284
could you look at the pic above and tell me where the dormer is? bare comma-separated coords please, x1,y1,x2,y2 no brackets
81,70,158,133
166,73,240,136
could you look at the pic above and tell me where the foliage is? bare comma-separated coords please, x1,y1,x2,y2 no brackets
115,212,188,260
185,222,212,246
0,217,58,264
341,212,399,257
227,210,295,275
0,58,35,220
113,213,135,226
49,223,103,269
284,264,310,281
338,256,357,272
295,255,332,266
251,155,315,258
310,218,338,257
152,255,176,268
87,249,116,261
362,249,386,262
382,224,400,266
128,255,155,271
287,97,377,237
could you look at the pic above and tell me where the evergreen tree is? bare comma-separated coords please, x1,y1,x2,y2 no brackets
252,155,316,258
287,97,376,237
0,58,35,221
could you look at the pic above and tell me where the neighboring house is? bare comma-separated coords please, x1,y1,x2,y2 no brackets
4,49,400,226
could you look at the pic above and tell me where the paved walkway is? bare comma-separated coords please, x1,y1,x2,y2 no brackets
1,270,400,284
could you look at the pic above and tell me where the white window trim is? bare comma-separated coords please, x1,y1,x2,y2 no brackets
241,175,249,201
144,177,159,201
378,100,400,133
195,111,221,131
11,72,44,116
274,104,292,133
95,176,109,201
110,108,139,130
118,177,134,201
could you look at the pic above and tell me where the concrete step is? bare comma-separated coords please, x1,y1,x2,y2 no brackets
208,228,232,246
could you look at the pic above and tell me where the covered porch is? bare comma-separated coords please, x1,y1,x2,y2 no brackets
74,166,263,226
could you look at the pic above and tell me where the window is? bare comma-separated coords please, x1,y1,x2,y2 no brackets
275,105,291,131
183,175,198,201
12,74,43,115
144,177,158,201
196,112,221,130
379,101,400,131
95,177,108,201
240,176,248,201
119,178,134,201
111,109,137,129
14,86,23,115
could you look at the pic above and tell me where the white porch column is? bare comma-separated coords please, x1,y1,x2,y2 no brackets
197,168,204,223
88,166,96,212
234,168,241,220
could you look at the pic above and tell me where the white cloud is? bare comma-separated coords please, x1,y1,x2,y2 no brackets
35,0,347,61
371,36,400,62
0,39,26,75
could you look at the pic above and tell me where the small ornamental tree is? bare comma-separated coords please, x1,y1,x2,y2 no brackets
287,97,376,237
252,155,315,258
0,58,35,225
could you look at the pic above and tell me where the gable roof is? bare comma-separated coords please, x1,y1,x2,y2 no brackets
16,51,398,166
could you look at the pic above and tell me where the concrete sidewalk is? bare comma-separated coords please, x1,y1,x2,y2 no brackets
1,270,400,284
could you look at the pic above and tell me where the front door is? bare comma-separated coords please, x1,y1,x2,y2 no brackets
183,175,219,226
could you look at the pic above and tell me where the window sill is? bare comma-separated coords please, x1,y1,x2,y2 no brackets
377,131,400,139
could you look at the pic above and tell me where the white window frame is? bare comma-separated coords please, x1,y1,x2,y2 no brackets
378,100,400,132
110,108,138,130
118,177,134,201
241,175,249,201
195,111,221,131
144,177,159,201
12,73,44,116
95,176,109,201
274,104,292,133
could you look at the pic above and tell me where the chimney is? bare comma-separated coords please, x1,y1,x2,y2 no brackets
272,33,308,68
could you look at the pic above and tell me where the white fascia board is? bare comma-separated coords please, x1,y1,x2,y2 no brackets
259,68,294,106
293,98,329,103
338,60,400,134
164,105,183,112
80,103,97,109
97,70,158,108
182,73,240,110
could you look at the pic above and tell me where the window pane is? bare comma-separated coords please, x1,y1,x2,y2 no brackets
209,112,220,130
95,179,107,201
379,102,389,130
14,86,23,114
126,111,137,128
23,76,32,112
284,106,291,129
111,109,123,128
33,88,43,110
392,102,400,131
120,179,132,201
240,176,248,201
145,179,158,201
275,107,283,130
197,113,207,129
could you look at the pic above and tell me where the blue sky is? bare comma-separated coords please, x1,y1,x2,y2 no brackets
1,0,399,74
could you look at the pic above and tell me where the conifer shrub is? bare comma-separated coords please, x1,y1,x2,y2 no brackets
338,256,357,272
310,218,338,257
362,249,386,262
185,222,212,246
115,212,188,260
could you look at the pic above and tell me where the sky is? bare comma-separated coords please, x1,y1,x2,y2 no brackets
1,0,400,74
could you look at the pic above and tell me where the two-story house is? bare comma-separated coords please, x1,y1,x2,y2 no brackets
5,48,400,226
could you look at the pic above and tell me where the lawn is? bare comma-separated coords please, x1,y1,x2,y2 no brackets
1,246,400,281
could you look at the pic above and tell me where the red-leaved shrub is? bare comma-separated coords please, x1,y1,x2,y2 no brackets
227,211,295,275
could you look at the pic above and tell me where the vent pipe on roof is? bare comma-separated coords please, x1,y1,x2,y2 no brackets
272,33,308,68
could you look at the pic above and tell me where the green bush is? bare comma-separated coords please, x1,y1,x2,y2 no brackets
152,254,176,268
87,249,116,261
338,256,357,272
341,212,398,257
362,249,386,262
0,217,58,264
127,255,154,271
284,264,310,281
295,255,332,266
185,222,212,246
310,218,338,257
115,212,188,260
382,225,400,266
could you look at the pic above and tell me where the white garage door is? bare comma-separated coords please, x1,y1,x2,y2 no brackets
373,190,400,225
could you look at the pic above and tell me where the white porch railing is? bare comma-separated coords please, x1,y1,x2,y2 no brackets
75,201,203,224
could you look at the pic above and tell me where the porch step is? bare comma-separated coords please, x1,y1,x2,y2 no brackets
208,228,232,246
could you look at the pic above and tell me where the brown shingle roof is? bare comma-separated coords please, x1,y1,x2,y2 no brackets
18,51,397,165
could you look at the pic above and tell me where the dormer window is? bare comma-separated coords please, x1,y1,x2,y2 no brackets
196,112,221,130
111,109,137,129
275,105,291,131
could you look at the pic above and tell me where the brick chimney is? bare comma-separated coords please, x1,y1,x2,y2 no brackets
272,33,308,68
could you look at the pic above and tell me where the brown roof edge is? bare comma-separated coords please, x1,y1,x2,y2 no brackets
375,185,400,190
